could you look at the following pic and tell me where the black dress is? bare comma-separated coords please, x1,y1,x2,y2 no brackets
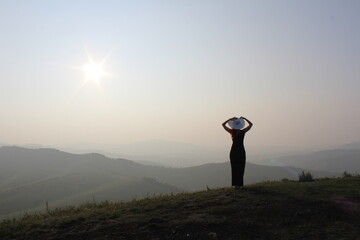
230,129,246,186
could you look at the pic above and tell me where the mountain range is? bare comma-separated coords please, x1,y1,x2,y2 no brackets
1,144,358,218
6,140,320,168
269,148,360,173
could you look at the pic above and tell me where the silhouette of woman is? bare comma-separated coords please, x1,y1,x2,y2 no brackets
222,116,253,189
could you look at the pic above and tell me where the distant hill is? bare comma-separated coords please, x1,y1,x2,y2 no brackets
0,147,182,218
340,141,360,150
272,148,360,172
57,140,228,167
1,177,360,240
0,146,339,218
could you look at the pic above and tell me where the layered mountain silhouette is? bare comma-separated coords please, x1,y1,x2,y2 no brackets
0,145,351,218
271,148,360,172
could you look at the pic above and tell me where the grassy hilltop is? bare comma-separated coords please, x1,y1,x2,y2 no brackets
1,176,360,240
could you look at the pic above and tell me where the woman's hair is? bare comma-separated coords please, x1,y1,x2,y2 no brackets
230,129,241,139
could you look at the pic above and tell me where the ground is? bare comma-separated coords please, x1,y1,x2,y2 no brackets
1,177,360,240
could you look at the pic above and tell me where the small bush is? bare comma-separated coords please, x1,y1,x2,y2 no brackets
298,171,314,182
343,171,353,177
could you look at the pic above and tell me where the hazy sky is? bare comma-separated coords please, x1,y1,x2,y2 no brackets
0,0,359,149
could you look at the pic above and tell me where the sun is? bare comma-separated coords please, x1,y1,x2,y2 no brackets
72,48,115,92
82,61,105,85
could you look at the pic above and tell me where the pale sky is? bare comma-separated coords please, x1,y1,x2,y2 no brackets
0,0,359,150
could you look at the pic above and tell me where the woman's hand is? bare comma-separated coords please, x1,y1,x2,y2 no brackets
224,117,237,124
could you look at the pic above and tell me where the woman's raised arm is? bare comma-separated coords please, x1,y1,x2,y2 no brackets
222,117,237,133
241,117,253,133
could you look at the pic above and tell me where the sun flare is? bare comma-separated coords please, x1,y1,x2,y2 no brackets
72,48,114,91
71,47,116,94
82,62,105,84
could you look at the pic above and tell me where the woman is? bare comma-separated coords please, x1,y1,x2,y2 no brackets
222,116,253,189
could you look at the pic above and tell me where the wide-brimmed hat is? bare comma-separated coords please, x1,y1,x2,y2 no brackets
228,118,245,129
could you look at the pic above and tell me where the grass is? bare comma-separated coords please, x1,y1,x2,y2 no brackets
1,176,360,240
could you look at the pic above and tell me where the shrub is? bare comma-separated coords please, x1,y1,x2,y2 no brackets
298,171,314,182
343,171,353,177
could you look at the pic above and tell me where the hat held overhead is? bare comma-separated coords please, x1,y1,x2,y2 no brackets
228,118,245,130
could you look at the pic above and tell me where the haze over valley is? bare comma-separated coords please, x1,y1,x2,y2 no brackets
2,143,360,219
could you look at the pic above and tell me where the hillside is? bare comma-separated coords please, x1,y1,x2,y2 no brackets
1,176,359,240
272,149,360,172
0,147,183,218
0,146,339,218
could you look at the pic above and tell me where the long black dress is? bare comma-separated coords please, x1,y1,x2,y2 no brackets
230,129,246,186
